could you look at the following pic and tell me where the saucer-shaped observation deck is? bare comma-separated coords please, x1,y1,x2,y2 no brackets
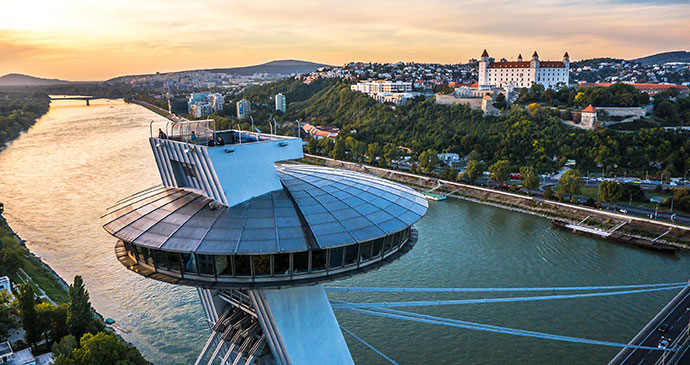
102,121,427,289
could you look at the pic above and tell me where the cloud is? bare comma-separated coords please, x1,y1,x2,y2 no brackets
0,0,688,79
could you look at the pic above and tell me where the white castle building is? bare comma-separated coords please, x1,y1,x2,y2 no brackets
477,50,570,90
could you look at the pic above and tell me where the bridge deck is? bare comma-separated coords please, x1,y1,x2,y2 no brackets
609,284,690,364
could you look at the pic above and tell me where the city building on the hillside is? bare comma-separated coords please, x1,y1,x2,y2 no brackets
302,123,340,139
0,276,10,295
190,102,213,118
478,50,570,90
237,99,251,119
351,80,418,105
577,82,689,97
581,104,597,129
275,93,286,113
187,92,224,117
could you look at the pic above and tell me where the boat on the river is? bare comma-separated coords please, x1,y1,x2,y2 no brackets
422,192,446,201
551,219,678,254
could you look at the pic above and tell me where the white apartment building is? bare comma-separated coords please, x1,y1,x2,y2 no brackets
478,50,570,90
351,80,415,105
237,99,251,119
275,93,286,113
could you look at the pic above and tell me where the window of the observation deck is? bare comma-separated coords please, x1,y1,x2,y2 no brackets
215,255,232,276
360,241,372,261
167,252,181,272
151,249,167,269
181,253,198,274
371,237,383,258
382,234,394,253
344,244,358,266
253,255,271,276
197,254,214,276
329,247,344,269
294,252,309,273
140,247,153,266
235,255,251,277
274,253,290,276
312,250,327,272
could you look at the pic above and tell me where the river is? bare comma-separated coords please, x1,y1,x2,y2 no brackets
0,99,688,364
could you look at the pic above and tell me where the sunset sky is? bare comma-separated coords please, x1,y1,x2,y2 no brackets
1,0,688,81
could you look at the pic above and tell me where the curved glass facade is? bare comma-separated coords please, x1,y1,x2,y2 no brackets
121,227,411,283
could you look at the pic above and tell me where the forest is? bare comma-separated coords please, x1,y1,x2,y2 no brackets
236,79,690,178
0,93,50,147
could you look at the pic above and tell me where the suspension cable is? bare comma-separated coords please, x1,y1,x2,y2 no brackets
330,284,687,310
340,325,398,365
325,282,689,294
342,306,675,352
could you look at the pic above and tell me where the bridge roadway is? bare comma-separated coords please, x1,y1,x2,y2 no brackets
609,284,690,364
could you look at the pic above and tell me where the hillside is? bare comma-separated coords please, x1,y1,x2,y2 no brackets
107,59,332,83
633,51,690,65
0,73,71,86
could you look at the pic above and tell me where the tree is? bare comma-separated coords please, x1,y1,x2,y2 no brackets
520,166,539,192
67,276,93,341
528,103,541,115
0,291,17,341
330,138,346,160
621,183,645,202
17,284,40,348
367,142,381,164
52,335,78,359
488,160,511,184
543,185,554,200
464,160,483,183
492,93,507,110
558,169,583,199
418,149,439,174
306,138,317,154
599,180,623,204
59,332,146,365
317,138,333,156
0,236,23,276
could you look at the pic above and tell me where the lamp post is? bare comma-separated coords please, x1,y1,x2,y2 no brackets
296,120,301,140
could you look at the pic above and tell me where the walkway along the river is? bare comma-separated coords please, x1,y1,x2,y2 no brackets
301,154,690,250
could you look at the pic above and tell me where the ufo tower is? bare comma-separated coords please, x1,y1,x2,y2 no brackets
102,120,428,364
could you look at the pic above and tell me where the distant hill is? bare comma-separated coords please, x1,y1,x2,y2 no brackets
0,73,71,86
632,51,690,65
106,60,333,83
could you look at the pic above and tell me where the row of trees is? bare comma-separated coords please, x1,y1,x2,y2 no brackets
0,94,50,146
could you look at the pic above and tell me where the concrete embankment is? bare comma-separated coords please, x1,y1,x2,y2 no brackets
302,154,690,249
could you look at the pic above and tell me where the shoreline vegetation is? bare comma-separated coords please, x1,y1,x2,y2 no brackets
0,95,148,363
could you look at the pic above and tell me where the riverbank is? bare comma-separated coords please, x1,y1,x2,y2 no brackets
301,154,690,250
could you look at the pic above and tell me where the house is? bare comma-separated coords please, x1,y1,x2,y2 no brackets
581,105,597,129
0,276,10,296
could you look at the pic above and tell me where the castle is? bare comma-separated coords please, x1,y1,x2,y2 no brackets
478,49,570,90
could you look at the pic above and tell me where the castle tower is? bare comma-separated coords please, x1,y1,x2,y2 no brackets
563,51,570,71
528,51,540,87
517,53,523,62
478,49,491,90
101,120,428,365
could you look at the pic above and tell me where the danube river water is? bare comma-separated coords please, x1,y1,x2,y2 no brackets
0,99,688,364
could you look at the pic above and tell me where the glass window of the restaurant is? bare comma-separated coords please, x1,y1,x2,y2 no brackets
141,247,153,265
235,256,251,277
312,250,327,272
197,254,214,276
344,244,358,266
253,255,271,276
274,254,290,276
293,252,309,274
181,253,198,274
329,247,344,269
166,252,181,272
152,249,168,269
383,235,393,253
360,241,372,261
371,238,383,258
215,255,232,276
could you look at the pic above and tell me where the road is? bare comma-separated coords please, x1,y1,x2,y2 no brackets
610,285,690,364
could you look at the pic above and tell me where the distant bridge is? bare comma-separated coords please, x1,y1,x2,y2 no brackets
49,96,118,105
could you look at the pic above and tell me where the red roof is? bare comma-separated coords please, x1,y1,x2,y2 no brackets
481,49,489,57
487,60,565,68
582,105,596,113
469,82,479,89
